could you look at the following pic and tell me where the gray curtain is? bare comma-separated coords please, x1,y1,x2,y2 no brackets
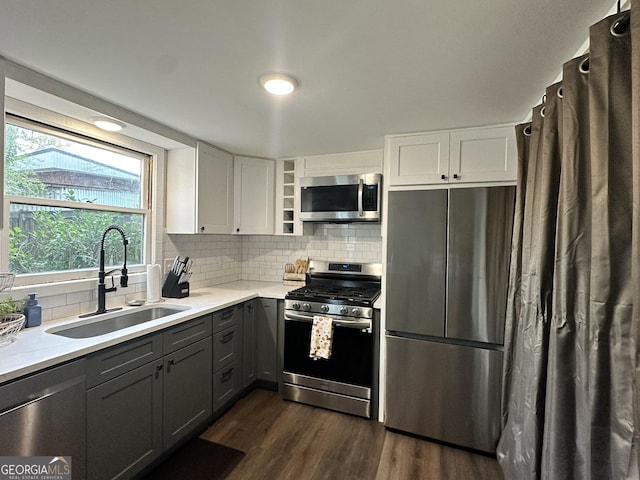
498,7,636,479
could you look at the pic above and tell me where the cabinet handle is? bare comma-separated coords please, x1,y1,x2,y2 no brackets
221,367,234,382
453,173,460,179
441,174,447,180
221,310,234,320
167,359,175,373
236,228,240,233
200,226,205,232
155,364,163,378
221,332,234,343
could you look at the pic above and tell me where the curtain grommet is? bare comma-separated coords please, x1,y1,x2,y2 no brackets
579,57,590,74
523,124,532,136
557,86,563,99
610,12,630,37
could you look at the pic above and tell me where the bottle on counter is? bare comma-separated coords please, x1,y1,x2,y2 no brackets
24,292,42,328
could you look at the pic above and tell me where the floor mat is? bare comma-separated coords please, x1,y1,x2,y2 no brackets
144,437,245,480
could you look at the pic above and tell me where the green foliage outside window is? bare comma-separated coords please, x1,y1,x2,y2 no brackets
5,121,146,275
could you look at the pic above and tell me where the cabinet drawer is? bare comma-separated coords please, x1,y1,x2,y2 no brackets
87,334,162,388
213,361,241,412
212,307,237,333
213,325,239,372
163,315,212,354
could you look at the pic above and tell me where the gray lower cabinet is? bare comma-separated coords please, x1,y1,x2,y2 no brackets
87,315,213,479
242,299,257,388
0,359,87,480
257,298,278,384
163,337,212,450
87,360,163,480
212,304,243,412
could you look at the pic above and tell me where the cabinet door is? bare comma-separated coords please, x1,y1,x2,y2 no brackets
387,133,450,186
163,338,213,450
234,156,275,234
243,300,257,387
87,361,162,480
166,143,233,234
196,142,234,233
386,190,447,336
257,298,278,382
449,126,517,183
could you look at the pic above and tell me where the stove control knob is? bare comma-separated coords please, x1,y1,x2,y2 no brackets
351,308,361,316
302,303,311,311
292,302,301,310
339,306,348,315
320,304,330,313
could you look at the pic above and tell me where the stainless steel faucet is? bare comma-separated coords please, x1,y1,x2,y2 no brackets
80,225,128,318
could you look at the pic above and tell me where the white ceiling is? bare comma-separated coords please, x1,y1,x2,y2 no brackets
0,0,616,159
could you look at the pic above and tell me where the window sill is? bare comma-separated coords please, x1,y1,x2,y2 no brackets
10,271,148,300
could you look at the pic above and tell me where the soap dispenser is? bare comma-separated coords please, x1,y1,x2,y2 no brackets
24,292,42,328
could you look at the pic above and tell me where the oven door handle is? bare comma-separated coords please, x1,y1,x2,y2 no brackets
284,312,372,331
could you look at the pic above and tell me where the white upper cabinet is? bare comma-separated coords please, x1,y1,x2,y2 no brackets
166,142,233,234
386,126,516,187
233,156,275,235
449,127,517,183
387,132,450,185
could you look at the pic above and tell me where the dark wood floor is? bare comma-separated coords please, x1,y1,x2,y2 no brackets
200,389,504,480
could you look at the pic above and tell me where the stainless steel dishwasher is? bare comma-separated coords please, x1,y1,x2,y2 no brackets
0,359,87,479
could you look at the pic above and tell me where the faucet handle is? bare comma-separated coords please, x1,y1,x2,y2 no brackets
105,275,117,293
120,267,128,287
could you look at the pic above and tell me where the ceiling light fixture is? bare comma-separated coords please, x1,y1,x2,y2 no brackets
259,73,299,96
91,117,126,132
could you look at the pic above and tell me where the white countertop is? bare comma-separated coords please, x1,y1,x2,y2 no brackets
0,281,291,384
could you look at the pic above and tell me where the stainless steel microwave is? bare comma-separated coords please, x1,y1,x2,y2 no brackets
299,173,382,222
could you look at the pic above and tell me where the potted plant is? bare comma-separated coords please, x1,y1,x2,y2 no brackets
0,297,26,347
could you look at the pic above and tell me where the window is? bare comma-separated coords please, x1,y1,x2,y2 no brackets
4,115,151,279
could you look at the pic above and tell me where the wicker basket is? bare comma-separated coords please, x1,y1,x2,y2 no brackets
0,314,26,347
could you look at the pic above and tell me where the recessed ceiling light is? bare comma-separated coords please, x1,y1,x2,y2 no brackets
91,117,126,132
259,73,299,95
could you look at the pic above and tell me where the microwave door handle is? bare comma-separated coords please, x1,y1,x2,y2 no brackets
358,178,364,217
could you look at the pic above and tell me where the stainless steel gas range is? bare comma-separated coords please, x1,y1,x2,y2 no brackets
282,260,382,418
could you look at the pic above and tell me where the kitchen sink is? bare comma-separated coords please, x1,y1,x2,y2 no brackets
46,305,191,339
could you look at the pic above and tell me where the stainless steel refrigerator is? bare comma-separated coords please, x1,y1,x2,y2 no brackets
384,187,515,453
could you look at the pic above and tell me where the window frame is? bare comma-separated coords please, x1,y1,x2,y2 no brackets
2,110,154,286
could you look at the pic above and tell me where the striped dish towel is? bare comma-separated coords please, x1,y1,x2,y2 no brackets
309,315,333,360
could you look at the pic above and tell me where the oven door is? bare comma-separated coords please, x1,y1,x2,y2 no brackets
283,312,373,388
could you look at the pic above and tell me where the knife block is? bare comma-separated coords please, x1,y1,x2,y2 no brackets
162,271,190,298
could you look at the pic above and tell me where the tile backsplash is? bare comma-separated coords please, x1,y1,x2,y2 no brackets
18,224,381,324
241,223,382,282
